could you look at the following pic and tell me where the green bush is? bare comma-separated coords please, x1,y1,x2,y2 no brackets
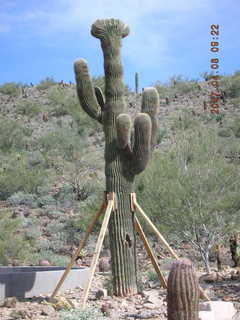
0,118,29,152
154,81,171,99
171,110,199,131
0,212,33,265
156,128,168,144
7,191,37,207
39,127,87,160
16,99,41,116
60,307,107,320
228,117,240,138
37,195,56,207
0,155,46,199
221,71,240,98
136,126,240,271
147,270,159,282
47,87,100,135
0,82,21,96
218,128,232,138
37,77,57,90
28,250,70,266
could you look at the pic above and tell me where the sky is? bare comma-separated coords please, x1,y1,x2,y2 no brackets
0,0,239,90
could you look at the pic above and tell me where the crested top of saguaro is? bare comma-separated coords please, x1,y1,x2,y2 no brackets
91,19,130,40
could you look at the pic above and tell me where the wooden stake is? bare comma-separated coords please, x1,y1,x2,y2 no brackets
135,216,167,288
133,197,178,259
82,198,114,309
51,201,106,299
132,195,210,301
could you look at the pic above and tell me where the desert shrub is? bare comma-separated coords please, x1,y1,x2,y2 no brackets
7,191,37,207
171,110,199,131
37,77,57,90
37,195,56,207
156,128,168,144
27,151,46,166
28,250,69,266
147,270,159,282
0,82,21,96
136,126,240,272
154,81,171,99
24,226,42,245
39,127,86,160
0,118,29,152
231,97,240,109
47,87,100,135
16,99,41,116
168,75,199,95
0,155,46,199
60,307,107,320
228,117,240,138
218,128,232,138
220,71,240,98
0,212,33,265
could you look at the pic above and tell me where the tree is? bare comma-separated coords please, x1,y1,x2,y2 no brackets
73,19,159,296
137,122,240,273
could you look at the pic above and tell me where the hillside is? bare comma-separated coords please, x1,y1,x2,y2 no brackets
0,74,239,267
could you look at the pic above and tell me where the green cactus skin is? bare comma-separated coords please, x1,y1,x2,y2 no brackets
135,72,139,94
74,19,159,296
167,258,199,320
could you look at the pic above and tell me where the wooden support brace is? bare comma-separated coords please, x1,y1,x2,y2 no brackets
51,201,107,299
135,216,167,288
131,193,210,301
82,195,114,309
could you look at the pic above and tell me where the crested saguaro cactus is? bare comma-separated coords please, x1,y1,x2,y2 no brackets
74,19,159,296
167,258,199,320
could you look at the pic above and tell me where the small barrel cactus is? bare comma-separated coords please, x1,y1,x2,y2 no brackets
167,258,199,320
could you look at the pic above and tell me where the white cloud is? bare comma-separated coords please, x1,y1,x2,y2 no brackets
0,0,214,70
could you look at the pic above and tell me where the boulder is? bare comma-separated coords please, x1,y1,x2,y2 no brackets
199,301,237,320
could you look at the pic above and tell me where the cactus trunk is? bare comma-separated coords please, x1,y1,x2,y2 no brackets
101,27,138,296
74,18,159,297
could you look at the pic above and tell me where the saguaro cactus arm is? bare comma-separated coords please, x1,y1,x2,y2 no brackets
74,59,103,123
116,114,132,150
132,113,152,174
116,112,154,174
141,87,159,148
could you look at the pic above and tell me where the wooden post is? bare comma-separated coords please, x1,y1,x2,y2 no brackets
82,196,114,309
132,195,178,259
51,201,106,299
135,216,167,288
132,194,210,301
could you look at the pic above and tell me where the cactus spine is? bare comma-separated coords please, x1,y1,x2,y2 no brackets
135,72,139,94
74,19,159,296
167,258,199,320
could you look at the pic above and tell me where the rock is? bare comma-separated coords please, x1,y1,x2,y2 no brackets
143,302,156,310
101,302,112,316
98,257,110,272
199,310,215,320
39,259,51,266
199,272,218,283
2,297,18,308
142,290,162,306
199,301,237,320
95,288,108,300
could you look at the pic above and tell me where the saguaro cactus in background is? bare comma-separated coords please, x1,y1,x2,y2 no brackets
167,258,199,320
74,19,159,296
135,72,139,94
